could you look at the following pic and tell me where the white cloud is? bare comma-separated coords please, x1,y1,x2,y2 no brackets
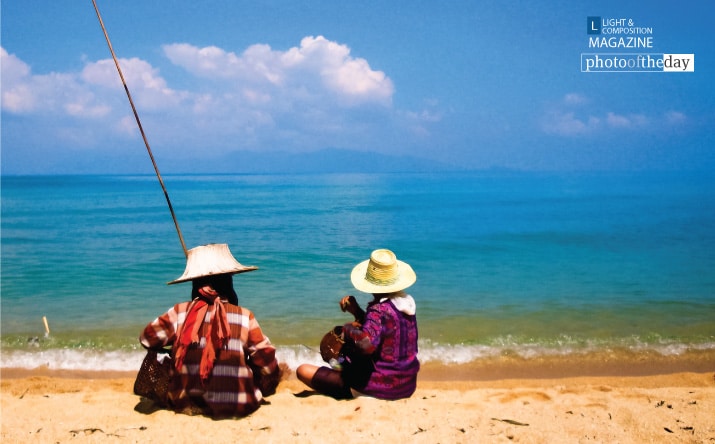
1,47,31,82
606,112,648,128
2,46,177,119
542,94,652,136
81,58,184,111
117,115,138,136
1,38,417,162
296,36,392,103
1,47,35,113
2,82,36,113
664,111,687,125
562,93,587,106
605,112,629,128
162,36,393,106
406,108,443,123
163,43,256,80
541,111,600,135
541,94,598,135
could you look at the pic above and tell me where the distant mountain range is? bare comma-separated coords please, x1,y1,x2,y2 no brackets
3,147,466,175
162,148,461,174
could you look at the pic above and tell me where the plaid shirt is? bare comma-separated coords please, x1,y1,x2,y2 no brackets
140,299,279,417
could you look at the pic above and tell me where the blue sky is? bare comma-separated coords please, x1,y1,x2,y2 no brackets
2,0,713,174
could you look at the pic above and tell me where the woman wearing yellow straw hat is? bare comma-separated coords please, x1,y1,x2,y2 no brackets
139,244,280,417
297,249,420,400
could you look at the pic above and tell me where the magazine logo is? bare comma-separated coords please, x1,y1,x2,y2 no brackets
587,17,601,35
582,16,694,73
581,53,694,72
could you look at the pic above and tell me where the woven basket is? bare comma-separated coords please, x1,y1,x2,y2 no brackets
319,326,345,363
133,349,172,406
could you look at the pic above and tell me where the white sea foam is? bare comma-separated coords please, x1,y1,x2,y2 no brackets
0,348,320,372
2,340,713,373
1,349,146,372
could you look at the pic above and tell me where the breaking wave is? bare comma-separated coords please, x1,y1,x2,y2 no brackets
2,337,713,373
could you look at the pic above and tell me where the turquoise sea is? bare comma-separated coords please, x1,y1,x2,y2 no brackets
2,171,714,372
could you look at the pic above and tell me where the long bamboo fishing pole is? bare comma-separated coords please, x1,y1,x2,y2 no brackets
91,0,188,257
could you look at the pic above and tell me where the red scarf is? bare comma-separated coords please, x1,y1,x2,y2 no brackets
174,286,231,382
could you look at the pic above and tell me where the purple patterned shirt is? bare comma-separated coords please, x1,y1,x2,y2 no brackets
343,295,419,399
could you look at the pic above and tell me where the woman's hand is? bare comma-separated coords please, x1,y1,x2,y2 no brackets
340,295,355,312
340,295,366,323
340,295,358,314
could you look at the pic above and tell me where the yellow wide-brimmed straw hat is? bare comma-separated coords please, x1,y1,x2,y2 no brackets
168,243,258,285
350,249,416,294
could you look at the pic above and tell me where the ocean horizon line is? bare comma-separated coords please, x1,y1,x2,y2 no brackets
3,167,715,177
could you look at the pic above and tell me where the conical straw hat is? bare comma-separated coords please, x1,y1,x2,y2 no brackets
350,249,416,294
168,243,257,285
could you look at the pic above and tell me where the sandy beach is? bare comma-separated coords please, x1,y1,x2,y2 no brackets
2,359,714,444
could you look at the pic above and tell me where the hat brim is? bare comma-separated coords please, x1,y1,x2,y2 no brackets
350,259,416,294
167,266,258,285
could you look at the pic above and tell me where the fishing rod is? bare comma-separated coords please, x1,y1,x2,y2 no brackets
91,0,188,257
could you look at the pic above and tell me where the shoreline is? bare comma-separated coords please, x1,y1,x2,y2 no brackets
2,347,714,381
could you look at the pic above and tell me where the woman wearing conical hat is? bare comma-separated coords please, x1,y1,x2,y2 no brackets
297,249,420,400
139,244,280,417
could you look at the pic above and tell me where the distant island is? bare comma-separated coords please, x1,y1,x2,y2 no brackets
13,147,467,175
165,148,460,174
